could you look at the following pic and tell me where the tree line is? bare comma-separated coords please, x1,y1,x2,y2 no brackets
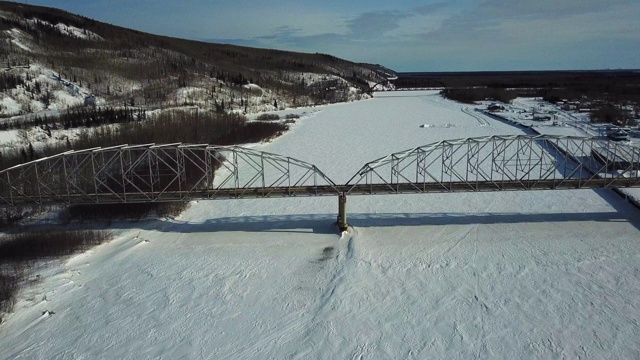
0,110,287,171
0,107,145,131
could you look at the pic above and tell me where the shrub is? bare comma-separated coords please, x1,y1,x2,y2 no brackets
0,206,41,229
590,104,632,127
60,202,188,222
256,113,280,121
0,272,18,315
0,229,111,317
0,230,110,263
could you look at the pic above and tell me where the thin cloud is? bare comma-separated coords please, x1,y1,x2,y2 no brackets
414,2,450,15
257,26,304,41
475,0,634,20
345,10,410,39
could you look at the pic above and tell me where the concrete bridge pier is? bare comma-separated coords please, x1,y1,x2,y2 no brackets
337,193,348,231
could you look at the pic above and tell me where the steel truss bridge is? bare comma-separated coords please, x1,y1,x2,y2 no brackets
1,135,639,229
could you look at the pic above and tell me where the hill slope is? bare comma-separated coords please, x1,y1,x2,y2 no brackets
0,1,390,117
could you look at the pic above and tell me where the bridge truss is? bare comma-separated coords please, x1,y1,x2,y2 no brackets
0,144,338,206
1,135,639,209
345,135,640,194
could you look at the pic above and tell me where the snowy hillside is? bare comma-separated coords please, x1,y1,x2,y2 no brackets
2,91,640,359
0,63,102,117
0,2,389,122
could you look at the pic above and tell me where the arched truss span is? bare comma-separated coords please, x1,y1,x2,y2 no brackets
2,135,640,206
345,135,640,195
0,144,339,206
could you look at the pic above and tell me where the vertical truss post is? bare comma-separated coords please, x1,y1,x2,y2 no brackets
34,163,42,205
261,152,266,193
514,138,520,181
148,149,155,194
314,171,318,196
92,152,99,203
390,156,395,187
119,149,126,202
205,149,212,198
631,146,639,187
154,148,160,192
562,137,569,179
288,158,291,192
416,148,427,191
177,148,185,197
391,154,400,192
63,155,71,203
233,150,239,195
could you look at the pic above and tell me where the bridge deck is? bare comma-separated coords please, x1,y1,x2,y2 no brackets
5,178,638,206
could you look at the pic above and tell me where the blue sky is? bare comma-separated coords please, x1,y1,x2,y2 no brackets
22,0,640,71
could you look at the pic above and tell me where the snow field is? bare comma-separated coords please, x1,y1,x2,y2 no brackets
1,91,640,359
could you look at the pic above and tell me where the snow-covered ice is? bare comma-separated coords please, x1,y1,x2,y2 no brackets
1,91,640,359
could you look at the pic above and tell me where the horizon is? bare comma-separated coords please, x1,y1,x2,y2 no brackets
397,68,640,74
14,0,640,72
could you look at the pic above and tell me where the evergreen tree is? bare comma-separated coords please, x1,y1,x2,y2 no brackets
28,143,35,160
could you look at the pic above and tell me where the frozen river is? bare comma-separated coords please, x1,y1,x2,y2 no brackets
2,91,640,359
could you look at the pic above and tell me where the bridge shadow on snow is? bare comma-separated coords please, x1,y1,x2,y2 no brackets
137,210,640,234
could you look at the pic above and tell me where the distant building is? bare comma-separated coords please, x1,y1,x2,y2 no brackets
487,103,504,112
533,115,552,121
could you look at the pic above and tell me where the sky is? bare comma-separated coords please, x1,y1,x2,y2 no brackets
20,0,640,72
